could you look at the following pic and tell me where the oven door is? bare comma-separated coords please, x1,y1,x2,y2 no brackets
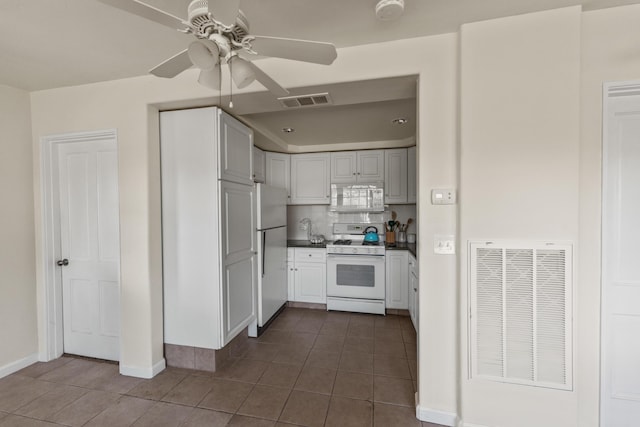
326,254,385,300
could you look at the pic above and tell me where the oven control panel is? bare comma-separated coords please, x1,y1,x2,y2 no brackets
327,245,385,256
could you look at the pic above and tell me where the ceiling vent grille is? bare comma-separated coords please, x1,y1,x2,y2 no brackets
278,93,333,109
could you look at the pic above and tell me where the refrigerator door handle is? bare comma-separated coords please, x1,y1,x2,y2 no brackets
261,231,266,278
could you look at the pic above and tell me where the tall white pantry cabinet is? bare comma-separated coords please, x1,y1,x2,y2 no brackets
160,107,257,350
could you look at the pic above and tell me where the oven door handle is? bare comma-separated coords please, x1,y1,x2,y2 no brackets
326,254,386,263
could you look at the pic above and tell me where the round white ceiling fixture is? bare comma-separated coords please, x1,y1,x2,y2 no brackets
375,0,405,21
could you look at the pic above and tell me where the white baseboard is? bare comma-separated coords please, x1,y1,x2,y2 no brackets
0,353,39,379
416,405,459,426
119,358,166,379
460,423,490,427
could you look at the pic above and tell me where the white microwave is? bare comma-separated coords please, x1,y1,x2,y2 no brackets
329,183,385,212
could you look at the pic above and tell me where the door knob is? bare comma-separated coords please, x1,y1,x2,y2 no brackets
56,259,69,266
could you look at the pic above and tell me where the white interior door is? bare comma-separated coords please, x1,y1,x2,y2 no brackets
602,83,640,425
58,139,120,361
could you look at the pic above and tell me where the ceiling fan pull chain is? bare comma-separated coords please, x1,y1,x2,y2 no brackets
218,64,222,107
229,57,234,108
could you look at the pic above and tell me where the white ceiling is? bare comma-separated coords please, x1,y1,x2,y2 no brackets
2,0,638,150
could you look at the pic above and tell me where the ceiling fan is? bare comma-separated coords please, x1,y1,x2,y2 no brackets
98,0,338,97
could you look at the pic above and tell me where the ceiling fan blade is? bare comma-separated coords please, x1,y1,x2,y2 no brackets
247,36,337,65
149,49,192,78
97,0,186,31
244,61,290,96
208,0,240,27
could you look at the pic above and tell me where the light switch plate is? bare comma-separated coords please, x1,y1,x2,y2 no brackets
431,189,457,205
434,234,455,254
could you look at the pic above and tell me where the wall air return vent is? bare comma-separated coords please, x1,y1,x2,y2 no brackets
469,240,573,390
278,93,333,109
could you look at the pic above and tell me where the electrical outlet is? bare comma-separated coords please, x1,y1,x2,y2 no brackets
431,189,457,205
434,234,455,254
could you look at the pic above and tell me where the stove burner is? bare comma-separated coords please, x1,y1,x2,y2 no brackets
333,239,352,245
362,240,381,246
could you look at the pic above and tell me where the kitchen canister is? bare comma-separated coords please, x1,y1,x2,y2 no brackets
407,233,416,243
385,231,395,244
397,231,407,243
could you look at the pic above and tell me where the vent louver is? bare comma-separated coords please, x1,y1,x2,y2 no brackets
470,241,573,390
278,93,333,108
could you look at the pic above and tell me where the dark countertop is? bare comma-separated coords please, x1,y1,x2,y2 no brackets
385,242,417,257
287,239,327,249
288,239,415,256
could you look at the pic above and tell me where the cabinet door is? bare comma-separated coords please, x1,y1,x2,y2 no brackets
218,110,254,185
407,146,417,203
385,251,409,309
219,180,257,346
385,148,408,204
253,147,266,183
287,262,296,301
358,150,385,183
331,151,357,183
265,152,291,202
294,262,327,303
290,153,330,204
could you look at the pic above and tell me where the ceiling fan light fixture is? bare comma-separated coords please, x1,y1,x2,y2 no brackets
188,39,220,70
198,67,221,89
229,56,256,89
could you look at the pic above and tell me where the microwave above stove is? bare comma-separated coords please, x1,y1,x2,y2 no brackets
329,183,384,212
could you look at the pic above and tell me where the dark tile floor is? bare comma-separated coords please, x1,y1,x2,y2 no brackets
0,307,444,427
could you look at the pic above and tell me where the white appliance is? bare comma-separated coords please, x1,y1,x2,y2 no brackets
326,223,386,315
329,183,385,212
254,184,288,333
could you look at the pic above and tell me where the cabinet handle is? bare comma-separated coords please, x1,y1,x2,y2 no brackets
353,172,356,175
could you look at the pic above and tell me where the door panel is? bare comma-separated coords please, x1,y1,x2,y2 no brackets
220,180,257,345
259,227,287,326
358,150,384,183
223,256,256,345
58,140,120,361
218,110,254,185
602,89,640,425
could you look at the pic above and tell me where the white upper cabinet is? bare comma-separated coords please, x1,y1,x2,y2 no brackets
290,153,331,204
407,146,417,203
330,150,384,184
265,152,291,202
385,148,408,204
218,111,254,185
253,146,266,183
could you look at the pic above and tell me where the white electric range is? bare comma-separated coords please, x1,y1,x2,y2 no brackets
326,223,386,315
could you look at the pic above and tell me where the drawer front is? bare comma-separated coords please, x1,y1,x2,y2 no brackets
295,248,327,263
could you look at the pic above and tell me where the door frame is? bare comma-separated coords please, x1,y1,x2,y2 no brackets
38,129,118,361
601,80,640,425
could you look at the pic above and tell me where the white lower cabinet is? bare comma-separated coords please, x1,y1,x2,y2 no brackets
386,250,409,309
287,248,295,301
408,253,418,331
290,248,327,304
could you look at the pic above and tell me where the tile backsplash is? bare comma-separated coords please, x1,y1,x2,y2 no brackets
287,204,417,242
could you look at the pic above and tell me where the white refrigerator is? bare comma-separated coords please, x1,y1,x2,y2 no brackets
255,184,288,331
